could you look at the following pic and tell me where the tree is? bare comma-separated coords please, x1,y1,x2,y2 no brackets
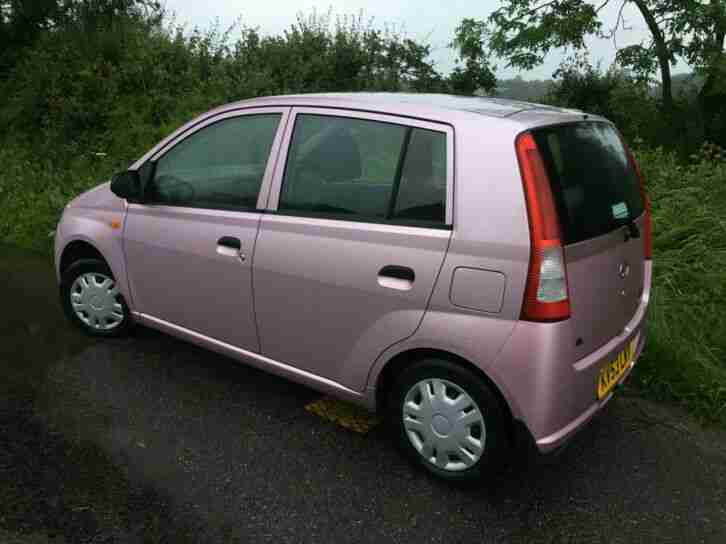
680,0,726,144
450,18,497,95
470,0,726,119
0,1,161,76
0,0,61,74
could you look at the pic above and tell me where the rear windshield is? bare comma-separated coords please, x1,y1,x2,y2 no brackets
532,122,644,245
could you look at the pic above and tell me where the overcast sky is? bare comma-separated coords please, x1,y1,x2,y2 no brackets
162,0,686,80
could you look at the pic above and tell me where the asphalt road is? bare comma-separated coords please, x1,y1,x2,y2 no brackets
1,244,725,543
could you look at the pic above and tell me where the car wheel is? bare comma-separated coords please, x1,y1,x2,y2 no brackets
60,258,131,337
388,358,510,482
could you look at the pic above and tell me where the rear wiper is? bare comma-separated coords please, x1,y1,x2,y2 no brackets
624,221,640,241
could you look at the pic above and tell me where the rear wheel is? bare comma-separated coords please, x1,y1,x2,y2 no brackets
60,259,131,337
387,359,510,482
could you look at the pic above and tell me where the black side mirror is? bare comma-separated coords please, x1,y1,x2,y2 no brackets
110,170,141,201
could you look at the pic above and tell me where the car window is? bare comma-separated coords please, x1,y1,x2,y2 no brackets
392,128,447,224
150,113,281,209
279,114,447,225
533,122,645,244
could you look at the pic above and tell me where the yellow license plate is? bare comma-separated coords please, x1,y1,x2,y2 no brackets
597,337,637,399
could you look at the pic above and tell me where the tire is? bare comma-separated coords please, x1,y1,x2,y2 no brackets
60,258,132,337
387,358,511,483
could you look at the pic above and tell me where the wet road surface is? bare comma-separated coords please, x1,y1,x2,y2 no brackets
1,244,725,543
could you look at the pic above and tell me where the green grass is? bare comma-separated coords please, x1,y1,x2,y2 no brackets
632,144,726,423
1,141,725,425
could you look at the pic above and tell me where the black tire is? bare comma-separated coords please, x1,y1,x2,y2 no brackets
60,258,132,337
387,358,511,483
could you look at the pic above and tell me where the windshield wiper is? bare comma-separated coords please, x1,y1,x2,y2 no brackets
624,221,640,241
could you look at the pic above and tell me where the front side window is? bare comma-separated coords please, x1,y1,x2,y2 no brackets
279,114,447,225
149,113,281,209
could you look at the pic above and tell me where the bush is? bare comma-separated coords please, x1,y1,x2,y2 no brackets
0,144,123,250
0,9,448,158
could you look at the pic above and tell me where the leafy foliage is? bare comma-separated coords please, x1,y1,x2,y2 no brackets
450,18,497,95
0,1,162,72
543,55,710,154
0,3,469,248
0,6,460,166
544,55,662,141
635,143,726,422
473,0,726,144
486,1,601,69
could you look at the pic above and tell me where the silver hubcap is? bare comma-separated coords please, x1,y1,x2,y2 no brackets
403,378,486,472
70,272,124,331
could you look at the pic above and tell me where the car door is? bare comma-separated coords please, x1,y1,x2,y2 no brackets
124,107,289,352
253,108,453,391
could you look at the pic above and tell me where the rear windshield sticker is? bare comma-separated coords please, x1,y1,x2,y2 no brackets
612,201,629,219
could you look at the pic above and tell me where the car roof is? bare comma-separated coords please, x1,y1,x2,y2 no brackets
216,92,587,122
131,93,601,170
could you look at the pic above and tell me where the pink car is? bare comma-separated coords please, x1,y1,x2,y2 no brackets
55,93,651,482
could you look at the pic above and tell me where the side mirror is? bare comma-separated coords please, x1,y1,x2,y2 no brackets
110,170,141,201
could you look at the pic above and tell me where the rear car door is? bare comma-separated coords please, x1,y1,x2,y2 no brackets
532,122,647,354
124,108,289,351
252,108,454,391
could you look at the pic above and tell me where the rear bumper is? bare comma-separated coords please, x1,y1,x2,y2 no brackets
493,261,651,454
534,329,645,452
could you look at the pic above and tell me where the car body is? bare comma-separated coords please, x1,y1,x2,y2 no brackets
55,93,651,479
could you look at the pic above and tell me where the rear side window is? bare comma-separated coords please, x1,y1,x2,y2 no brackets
394,128,447,222
279,114,447,226
532,123,644,244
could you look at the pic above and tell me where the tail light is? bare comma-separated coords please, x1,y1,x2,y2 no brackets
515,132,571,322
621,140,653,259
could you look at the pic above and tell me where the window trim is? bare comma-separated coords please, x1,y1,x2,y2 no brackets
265,107,454,228
387,127,413,219
143,107,291,212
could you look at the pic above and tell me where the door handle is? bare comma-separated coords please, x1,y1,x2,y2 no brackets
218,236,241,249
378,265,415,291
216,236,245,261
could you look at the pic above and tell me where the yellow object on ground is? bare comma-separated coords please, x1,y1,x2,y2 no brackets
305,397,379,434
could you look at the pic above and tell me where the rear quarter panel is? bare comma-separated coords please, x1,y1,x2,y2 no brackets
366,116,532,416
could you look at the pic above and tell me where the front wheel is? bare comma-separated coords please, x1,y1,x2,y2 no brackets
388,359,511,482
60,259,132,337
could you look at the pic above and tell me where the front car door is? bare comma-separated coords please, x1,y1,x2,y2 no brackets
124,107,289,351
253,108,454,391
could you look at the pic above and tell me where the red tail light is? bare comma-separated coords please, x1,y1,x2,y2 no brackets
621,141,653,259
515,132,571,322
